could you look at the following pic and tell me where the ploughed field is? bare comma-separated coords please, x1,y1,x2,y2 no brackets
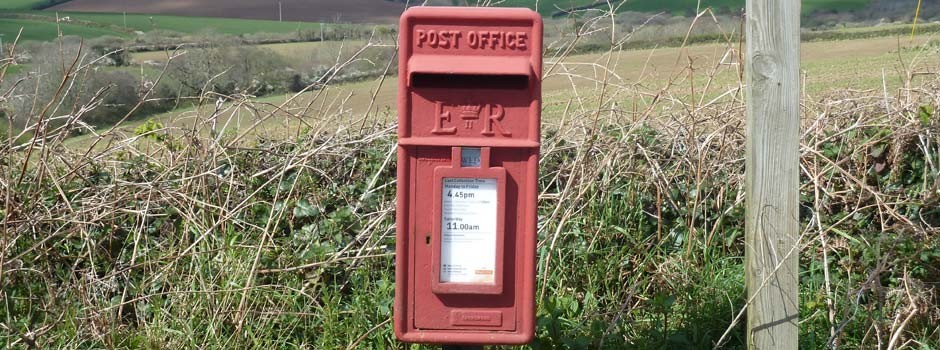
49,0,407,24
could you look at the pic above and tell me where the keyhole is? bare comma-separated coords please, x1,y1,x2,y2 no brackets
425,235,431,245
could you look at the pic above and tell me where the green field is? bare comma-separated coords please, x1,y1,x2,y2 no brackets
0,0,46,10
3,64,25,75
501,0,872,15
50,12,325,35
0,17,125,41
0,11,327,42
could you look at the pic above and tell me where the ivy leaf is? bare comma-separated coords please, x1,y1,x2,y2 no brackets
918,105,933,126
293,199,320,218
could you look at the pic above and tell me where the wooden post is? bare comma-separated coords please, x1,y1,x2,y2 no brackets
745,0,800,348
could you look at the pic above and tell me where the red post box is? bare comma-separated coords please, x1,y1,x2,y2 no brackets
394,7,542,345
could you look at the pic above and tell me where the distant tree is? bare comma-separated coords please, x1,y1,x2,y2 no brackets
32,0,72,10
166,43,290,97
89,36,130,66
289,74,305,93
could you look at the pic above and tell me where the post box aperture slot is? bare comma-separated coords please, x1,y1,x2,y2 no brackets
406,54,533,90
431,165,506,295
411,73,528,90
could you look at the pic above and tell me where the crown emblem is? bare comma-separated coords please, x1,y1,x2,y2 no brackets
458,105,482,120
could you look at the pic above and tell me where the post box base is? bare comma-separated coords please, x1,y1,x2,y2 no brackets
395,330,534,346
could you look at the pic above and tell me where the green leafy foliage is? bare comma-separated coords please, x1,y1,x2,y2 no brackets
919,105,934,126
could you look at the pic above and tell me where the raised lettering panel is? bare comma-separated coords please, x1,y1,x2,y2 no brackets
412,24,533,56
451,310,503,327
409,92,531,140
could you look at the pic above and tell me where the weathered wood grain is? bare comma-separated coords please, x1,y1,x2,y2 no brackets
745,0,801,349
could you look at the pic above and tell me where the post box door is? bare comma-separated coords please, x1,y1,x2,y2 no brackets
410,147,521,332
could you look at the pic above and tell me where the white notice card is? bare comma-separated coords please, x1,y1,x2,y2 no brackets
440,178,498,284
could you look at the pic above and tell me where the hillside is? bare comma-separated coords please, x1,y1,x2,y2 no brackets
0,0,50,10
45,0,923,24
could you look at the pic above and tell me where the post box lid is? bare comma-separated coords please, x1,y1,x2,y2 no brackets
407,55,534,86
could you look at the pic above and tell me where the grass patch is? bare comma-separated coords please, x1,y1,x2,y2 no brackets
0,17,125,41
803,0,871,13
3,64,25,75
46,11,325,35
0,0,46,10
0,11,329,42
130,40,371,64
498,0,597,15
